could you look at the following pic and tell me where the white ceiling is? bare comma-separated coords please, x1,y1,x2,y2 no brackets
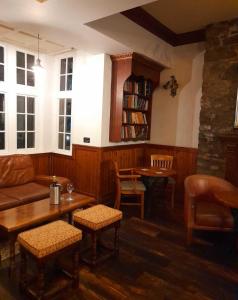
0,0,154,54
0,0,237,55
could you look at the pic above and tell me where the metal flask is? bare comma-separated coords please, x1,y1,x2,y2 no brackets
50,183,62,205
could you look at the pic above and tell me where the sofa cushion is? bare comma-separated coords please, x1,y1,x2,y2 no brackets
0,193,19,211
0,182,50,204
0,155,35,188
195,201,234,228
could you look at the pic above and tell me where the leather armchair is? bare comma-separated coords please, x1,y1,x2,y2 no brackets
184,174,237,245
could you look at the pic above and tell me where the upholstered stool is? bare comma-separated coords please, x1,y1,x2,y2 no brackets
17,220,82,300
73,204,122,266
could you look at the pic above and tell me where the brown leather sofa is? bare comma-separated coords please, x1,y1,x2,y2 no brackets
184,174,237,245
0,154,70,211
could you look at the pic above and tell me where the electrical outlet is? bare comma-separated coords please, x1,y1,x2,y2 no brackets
83,137,90,143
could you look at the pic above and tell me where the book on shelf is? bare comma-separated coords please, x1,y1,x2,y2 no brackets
121,125,148,140
123,94,148,111
122,111,147,124
124,77,153,97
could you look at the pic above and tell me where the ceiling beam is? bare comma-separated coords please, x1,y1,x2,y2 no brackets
121,7,205,46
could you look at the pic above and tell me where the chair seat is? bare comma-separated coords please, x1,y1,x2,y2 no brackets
195,201,234,228
120,180,146,192
73,204,122,231
18,220,82,258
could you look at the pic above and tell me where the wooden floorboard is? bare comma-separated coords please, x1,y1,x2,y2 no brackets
0,215,238,299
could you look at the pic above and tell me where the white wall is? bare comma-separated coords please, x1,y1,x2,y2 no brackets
150,43,204,148
0,41,205,154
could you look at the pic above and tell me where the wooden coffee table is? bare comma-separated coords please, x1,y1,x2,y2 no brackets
0,192,96,275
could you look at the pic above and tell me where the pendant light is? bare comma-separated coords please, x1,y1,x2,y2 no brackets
32,34,44,71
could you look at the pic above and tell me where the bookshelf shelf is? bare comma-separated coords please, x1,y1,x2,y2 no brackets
109,53,163,142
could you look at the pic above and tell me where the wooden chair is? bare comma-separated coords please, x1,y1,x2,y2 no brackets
113,161,146,219
150,154,175,208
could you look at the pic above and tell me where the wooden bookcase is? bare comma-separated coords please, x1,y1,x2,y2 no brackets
109,53,163,142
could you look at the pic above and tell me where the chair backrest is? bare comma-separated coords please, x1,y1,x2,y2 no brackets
184,174,237,225
151,154,173,169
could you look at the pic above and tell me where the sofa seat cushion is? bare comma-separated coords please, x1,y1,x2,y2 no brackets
0,182,50,204
0,193,19,211
195,201,234,228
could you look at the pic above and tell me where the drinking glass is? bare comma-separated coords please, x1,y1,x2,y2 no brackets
67,183,74,201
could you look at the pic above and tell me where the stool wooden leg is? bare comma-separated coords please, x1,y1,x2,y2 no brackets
37,262,45,300
91,232,97,265
114,222,120,256
72,247,79,289
19,248,27,292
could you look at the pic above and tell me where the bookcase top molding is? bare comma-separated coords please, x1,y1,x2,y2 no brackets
110,52,164,75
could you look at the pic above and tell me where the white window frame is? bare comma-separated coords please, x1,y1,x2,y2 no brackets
0,45,4,82
59,57,73,91
0,92,6,151
58,97,72,151
16,94,36,150
16,51,35,87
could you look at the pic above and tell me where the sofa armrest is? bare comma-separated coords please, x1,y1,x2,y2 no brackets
34,175,70,192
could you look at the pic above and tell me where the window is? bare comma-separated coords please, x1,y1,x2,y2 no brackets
17,95,35,149
58,98,71,150
0,46,4,81
0,93,5,149
60,57,73,91
16,51,35,86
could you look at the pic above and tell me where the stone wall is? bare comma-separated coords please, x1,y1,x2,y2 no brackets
197,19,238,176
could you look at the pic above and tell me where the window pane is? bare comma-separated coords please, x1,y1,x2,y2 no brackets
67,57,73,73
58,133,63,149
27,132,34,148
17,51,25,68
17,132,25,149
27,97,34,113
27,54,34,69
60,75,65,91
66,99,71,115
0,94,4,112
17,69,25,85
0,113,5,130
67,75,72,90
17,96,25,113
59,99,64,115
65,117,71,133
0,65,4,81
0,47,3,63
65,134,70,150
60,59,66,74
0,132,4,149
27,71,35,86
59,116,64,132
17,114,25,131
27,115,34,131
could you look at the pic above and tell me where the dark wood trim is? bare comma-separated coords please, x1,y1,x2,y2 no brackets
121,7,205,46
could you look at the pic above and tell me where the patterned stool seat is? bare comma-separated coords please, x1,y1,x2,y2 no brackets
73,205,122,266
73,204,122,231
18,220,82,258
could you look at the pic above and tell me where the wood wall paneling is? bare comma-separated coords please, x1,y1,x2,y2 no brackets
24,144,198,209
30,153,51,175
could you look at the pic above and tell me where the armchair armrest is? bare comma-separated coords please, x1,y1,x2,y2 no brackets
34,175,70,192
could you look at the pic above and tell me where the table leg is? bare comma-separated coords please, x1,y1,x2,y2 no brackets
68,212,73,224
8,234,17,277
